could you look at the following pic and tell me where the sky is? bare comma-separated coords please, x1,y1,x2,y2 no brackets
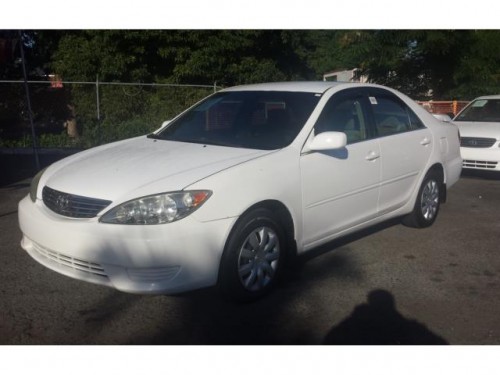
3,0,499,29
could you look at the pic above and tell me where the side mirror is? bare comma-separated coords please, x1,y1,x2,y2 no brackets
432,114,452,123
309,131,347,151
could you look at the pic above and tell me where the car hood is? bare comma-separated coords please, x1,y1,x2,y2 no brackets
42,136,274,202
453,121,500,139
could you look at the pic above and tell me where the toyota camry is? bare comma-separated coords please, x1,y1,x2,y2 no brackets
18,82,462,300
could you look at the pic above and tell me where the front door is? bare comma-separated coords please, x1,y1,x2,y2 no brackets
300,89,381,250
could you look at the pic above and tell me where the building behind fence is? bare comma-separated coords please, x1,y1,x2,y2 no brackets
0,79,218,149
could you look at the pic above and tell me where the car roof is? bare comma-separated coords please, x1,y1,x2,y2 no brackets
221,81,351,94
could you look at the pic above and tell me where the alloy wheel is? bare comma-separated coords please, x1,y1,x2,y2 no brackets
420,179,439,221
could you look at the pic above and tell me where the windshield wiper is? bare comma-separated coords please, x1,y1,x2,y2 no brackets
170,137,242,148
147,134,252,148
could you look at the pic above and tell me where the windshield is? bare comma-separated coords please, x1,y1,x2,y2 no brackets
454,99,500,122
155,91,321,150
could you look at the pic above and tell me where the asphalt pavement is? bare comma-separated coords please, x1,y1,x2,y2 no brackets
1,170,499,344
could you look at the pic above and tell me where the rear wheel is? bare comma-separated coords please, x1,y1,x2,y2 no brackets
218,208,286,302
403,171,442,228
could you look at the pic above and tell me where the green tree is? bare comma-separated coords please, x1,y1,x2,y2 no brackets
298,30,348,80
156,30,313,85
335,30,500,100
450,30,500,99
45,30,318,146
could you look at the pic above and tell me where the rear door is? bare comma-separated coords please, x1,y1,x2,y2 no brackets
366,88,432,215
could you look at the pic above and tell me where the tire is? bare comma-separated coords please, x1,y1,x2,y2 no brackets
403,170,442,228
218,208,286,302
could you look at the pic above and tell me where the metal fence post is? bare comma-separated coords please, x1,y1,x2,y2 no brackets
18,30,40,171
96,75,101,145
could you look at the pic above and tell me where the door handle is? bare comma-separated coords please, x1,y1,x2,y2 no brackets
365,151,380,161
420,137,431,146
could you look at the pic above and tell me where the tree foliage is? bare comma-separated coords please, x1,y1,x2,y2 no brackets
335,30,500,100
4,29,500,98
49,30,314,85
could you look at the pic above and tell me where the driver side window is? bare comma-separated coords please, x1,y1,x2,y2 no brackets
315,94,368,144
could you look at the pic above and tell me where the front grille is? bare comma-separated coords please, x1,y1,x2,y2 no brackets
43,186,111,218
460,137,497,148
463,160,498,169
31,240,108,278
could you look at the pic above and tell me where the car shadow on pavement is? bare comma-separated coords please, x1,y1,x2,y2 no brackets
461,169,500,181
77,292,138,325
127,247,366,345
323,289,448,345
127,219,406,344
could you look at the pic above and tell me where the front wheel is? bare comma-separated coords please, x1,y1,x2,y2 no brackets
403,171,442,228
218,208,286,302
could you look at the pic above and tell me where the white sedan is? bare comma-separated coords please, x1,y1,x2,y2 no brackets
18,82,462,301
453,95,500,172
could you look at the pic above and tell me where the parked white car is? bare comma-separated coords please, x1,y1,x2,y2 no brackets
18,82,462,300
453,95,500,172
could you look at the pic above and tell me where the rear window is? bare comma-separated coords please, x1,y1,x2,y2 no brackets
369,94,425,137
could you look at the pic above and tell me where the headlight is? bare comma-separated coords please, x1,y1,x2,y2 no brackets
29,168,47,202
100,190,212,225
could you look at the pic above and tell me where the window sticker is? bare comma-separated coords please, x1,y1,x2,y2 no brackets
472,99,488,107
369,96,378,105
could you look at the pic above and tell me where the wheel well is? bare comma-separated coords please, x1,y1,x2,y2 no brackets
428,163,446,203
238,200,297,258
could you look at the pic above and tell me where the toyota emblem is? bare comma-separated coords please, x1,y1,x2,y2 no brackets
56,195,70,210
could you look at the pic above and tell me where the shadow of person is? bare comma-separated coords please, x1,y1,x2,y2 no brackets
324,289,448,345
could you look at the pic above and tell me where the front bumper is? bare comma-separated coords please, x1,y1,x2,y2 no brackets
18,195,236,294
461,147,500,171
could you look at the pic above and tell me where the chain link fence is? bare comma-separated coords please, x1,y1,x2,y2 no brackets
0,79,218,149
